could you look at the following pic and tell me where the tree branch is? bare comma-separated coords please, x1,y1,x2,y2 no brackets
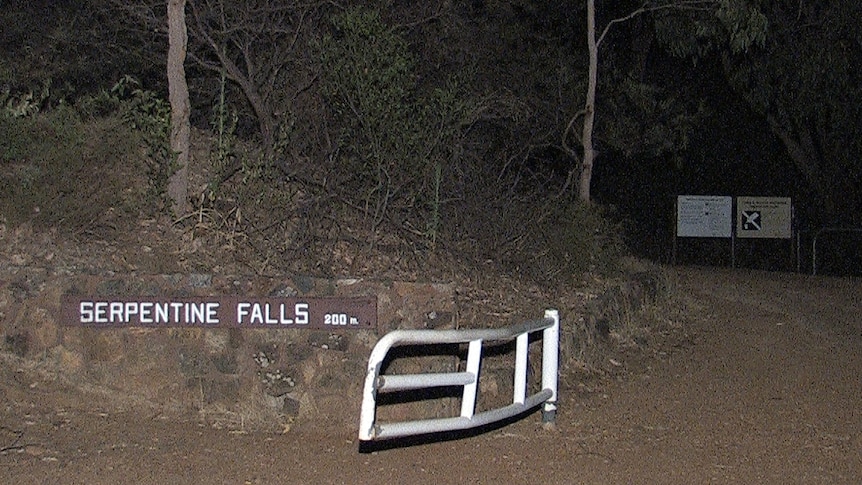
598,0,719,48
562,109,586,158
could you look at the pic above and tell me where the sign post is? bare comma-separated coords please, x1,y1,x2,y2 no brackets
736,197,792,239
735,196,794,271
674,195,733,265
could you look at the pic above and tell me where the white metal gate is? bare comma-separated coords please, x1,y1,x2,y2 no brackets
358,309,559,441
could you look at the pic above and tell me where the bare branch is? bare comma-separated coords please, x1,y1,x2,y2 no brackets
597,0,719,48
562,109,586,158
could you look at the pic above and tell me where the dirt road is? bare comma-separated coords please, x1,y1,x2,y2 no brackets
2,267,861,484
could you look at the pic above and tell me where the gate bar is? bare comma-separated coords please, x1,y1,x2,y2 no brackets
359,309,559,441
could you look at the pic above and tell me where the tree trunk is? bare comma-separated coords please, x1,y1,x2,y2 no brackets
578,0,599,202
766,115,837,219
167,0,191,216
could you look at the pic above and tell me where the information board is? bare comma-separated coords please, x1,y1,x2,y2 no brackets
676,195,733,238
736,197,792,239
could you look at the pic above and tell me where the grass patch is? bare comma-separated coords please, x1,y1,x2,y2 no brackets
0,106,146,230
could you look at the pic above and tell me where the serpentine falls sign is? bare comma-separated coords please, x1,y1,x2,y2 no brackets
60,296,377,330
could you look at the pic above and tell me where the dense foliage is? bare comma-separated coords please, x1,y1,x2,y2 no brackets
1,0,859,277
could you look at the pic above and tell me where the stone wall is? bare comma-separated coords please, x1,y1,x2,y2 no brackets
0,267,457,433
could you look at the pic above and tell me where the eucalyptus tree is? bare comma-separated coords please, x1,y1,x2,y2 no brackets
109,0,328,163
649,0,862,222
570,0,767,202
719,1,862,222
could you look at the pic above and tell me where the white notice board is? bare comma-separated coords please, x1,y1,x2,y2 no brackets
736,196,792,239
677,195,732,238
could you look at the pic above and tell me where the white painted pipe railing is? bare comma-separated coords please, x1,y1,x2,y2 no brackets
358,309,559,441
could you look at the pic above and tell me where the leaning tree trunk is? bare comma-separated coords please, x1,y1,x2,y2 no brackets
167,0,191,216
578,0,599,202
766,115,838,220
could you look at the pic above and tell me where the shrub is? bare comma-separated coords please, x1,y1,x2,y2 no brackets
318,7,481,244
110,76,174,209
493,199,630,284
0,104,146,229
543,201,629,277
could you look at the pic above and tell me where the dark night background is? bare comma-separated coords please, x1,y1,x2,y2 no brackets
2,0,860,277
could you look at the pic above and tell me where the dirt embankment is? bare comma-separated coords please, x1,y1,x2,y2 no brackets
0,224,665,438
